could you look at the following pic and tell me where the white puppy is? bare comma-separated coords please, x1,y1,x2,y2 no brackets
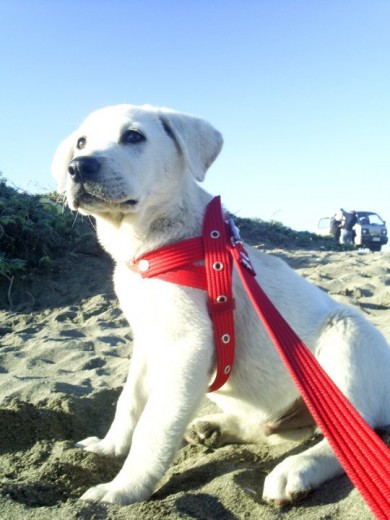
52,104,390,506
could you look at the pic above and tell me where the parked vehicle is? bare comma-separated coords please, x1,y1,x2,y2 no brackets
317,211,388,252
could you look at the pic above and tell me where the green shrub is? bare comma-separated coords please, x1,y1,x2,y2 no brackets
0,174,95,279
230,214,337,250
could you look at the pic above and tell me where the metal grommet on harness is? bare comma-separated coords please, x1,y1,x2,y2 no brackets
217,295,227,302
138,259,150,272
213,261,224,271
221,334,230,344
210,230,220,239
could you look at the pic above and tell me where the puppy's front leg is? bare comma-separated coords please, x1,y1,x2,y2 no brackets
80,343,211,505
76,346,147,457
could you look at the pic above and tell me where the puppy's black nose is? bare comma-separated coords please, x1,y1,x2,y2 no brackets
68,157,101,182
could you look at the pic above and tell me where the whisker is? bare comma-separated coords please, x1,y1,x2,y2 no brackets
72,212,79,228
87,215,97,231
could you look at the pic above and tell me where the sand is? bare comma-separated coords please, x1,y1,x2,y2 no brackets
1,247,389,519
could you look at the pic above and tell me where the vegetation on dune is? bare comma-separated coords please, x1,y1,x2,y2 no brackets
0,175,97,303
0,174,336,304
230,214,336,250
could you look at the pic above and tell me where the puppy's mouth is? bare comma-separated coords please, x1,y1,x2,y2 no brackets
71,188,139,214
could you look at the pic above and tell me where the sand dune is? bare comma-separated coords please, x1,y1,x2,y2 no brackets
0,248,389,519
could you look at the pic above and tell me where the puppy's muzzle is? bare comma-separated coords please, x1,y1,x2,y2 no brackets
68,157,101,183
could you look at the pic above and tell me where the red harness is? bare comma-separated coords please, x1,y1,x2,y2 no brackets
128,196,242,391
129,196,390,518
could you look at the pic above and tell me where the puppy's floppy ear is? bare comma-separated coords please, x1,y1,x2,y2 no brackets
51,133,75,193
159,108,223,181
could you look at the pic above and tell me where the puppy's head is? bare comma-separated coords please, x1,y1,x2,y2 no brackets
52,104,223,216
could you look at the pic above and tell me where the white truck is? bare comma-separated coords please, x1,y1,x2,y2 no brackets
317,211,388,252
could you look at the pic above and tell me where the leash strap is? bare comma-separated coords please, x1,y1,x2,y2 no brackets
129,196,390,518
230,229,390,520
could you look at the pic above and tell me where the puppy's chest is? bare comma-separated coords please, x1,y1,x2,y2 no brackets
114,265,151,316
113,264,185,326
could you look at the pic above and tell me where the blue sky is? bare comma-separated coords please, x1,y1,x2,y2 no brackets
1,0,389,239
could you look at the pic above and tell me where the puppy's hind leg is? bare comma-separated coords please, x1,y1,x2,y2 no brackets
264,309,390,505
263,437,342,505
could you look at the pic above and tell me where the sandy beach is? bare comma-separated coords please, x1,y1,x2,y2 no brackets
1,246,389,519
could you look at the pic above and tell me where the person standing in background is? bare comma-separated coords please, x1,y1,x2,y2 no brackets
330,213,342,243
340,209,357,245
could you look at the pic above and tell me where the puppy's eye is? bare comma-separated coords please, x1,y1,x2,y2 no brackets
77,137,87,149
121,130,145,145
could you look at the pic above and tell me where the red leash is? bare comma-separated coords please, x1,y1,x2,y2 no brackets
129,196,390,518
232,246,390,519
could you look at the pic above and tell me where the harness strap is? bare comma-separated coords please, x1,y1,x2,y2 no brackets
129,197,235,391
202,197,235,392
128,237,207,290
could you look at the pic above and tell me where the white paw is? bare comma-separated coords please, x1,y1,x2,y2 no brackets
81,482,133,505
262,456,312,506
75,436,128,457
